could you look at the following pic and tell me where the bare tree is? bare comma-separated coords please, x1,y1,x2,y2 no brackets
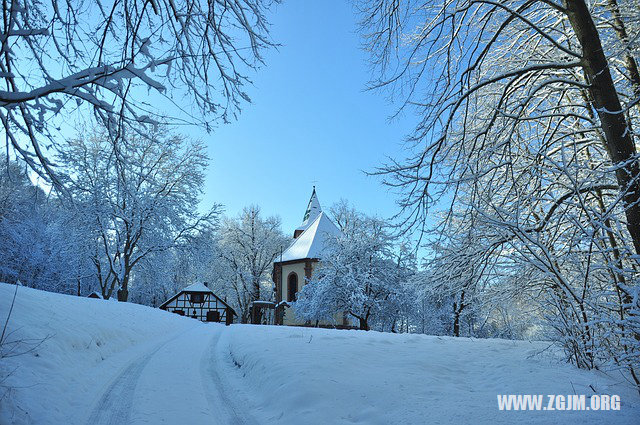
358,0,640,391
1,0,275,187
218,206,288,322
359,0,640,255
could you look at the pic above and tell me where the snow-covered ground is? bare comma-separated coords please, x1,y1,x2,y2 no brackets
1,282,638,424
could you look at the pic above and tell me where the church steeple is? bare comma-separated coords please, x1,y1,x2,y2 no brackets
294,186,322,238
302,186,321,224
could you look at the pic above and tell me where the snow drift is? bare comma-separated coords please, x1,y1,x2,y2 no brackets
1,282,638,424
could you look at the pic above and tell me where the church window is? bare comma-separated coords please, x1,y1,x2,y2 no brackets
287,273,298,302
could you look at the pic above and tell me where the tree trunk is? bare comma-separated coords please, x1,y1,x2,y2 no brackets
118,270,130,301
453,289,466,337
359,317,369,331
604,0,640,103
253,278,261,303
117,287,129,302
453,303,461,337
564,0,640,256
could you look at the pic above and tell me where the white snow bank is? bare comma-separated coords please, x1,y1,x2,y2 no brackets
0,283,198,425
219,325,640,425
2,283,639,425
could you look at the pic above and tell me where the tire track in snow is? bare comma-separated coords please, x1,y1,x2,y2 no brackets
85,336,174,425
200,329,258,425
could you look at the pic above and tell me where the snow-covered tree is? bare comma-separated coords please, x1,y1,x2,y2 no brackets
358,0,640,391
217,206,288,323
1,0,275,187
60,124,218,301
0,161,93,293
296,209,414,331
359,0,640,256
129,227,235,307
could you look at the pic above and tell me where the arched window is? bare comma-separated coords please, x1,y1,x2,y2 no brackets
287,273,298,302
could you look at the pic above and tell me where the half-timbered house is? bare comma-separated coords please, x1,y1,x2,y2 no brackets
159,282,236,325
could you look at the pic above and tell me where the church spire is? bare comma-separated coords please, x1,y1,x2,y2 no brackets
302,186,320,223
294,186,322,238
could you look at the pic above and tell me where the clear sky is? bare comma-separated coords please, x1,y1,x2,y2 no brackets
191,1,415,233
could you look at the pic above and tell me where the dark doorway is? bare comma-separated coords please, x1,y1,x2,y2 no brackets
206,310,221,322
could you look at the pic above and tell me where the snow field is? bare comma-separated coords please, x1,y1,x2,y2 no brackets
1,282,639,425
220,325,640,424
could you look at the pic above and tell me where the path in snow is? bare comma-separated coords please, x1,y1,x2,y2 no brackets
200,332,258,425
85,325,252,425
86,337,172,425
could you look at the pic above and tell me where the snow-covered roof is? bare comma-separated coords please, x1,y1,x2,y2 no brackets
280,212,342,262
181,282,214,293
295,187,322,233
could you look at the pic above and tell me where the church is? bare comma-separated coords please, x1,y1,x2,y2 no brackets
272,187,347,326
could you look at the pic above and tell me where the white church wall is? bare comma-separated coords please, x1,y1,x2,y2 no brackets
281,261,315,326
281,261,346,327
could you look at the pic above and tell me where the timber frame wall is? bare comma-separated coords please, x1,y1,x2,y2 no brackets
160,291,235,325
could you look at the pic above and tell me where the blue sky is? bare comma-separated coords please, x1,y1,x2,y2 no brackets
190,1,415,233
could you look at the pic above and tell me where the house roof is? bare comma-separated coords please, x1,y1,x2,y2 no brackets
180,282,212,293
159,283,236,315
280,211,342,262
88,291,102,299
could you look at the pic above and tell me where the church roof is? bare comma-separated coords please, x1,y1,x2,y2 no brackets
295,187,322,233
280,211,342,262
